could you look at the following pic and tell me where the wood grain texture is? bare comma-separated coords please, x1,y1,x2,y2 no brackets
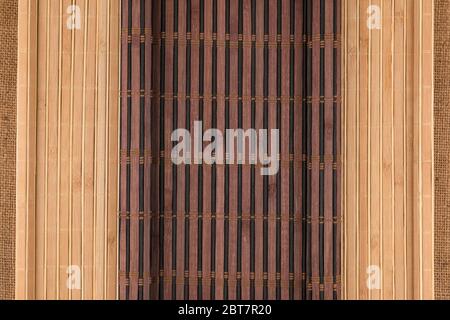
342,0,434,300
16,0,120,300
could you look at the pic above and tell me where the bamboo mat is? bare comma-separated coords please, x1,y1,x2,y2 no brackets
119,0,341,300
0,0,17,300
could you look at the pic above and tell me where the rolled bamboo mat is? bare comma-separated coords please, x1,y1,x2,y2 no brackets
435,0,450,300
0,0,17,300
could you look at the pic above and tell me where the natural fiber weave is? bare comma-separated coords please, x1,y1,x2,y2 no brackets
435,0,450,300
0,0,17,300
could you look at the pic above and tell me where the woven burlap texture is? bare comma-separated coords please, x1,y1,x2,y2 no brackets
0,0,17,300
435,0,450,300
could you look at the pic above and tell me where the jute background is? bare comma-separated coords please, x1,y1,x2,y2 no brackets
434,0,450,300
0,0,17,300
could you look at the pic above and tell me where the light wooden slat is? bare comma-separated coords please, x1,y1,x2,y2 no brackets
16,0,38,300
82,0,97,299
35,0,48,299
381,0,394,300
71,0,87,301
107,0,120,301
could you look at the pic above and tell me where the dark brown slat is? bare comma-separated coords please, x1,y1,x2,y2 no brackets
228,0,239,300
310,0,321,300
334,0,342,300
241,0,252,301
202,0,213,300
150,0,162,299
143,0,153,300
324,0,334,300
119,0,129,301
293,0,303,301
254,0,264,300
175,0,187,301
280,0,291,301
164,0,175,300
189,0,200,300
214,0,226,300
267,0,277,300
129,0,141,300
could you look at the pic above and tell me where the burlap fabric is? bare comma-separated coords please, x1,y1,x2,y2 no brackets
435,0,450,300
0,0,17,301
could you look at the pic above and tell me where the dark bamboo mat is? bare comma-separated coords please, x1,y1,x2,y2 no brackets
119,0,341,300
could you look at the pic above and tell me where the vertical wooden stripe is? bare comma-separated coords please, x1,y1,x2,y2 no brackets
215,0,226,300
107,0,120,300
224,0,231,299
210,0,218,300
129,0,140,300
262,0,269,299
83,0,97,299
324,0,333,300
189,0,199,300
303,0,310,300
197,0,204,299
35,0,47,299
254,0,264,301
151,0,161,299
310,0,320,300
293,0,303,301
334,0,342,300
142,0,152,301
249,0,257,300
163,0,174,300
421,0,433,300
239,0,250,301
281,0,291,301
71,0,83,301
267,0,277,300
16,0,37,299
227,0,238,300
119,0,128,300
175,0,186,301
202,0,212,300
183,0,191,299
